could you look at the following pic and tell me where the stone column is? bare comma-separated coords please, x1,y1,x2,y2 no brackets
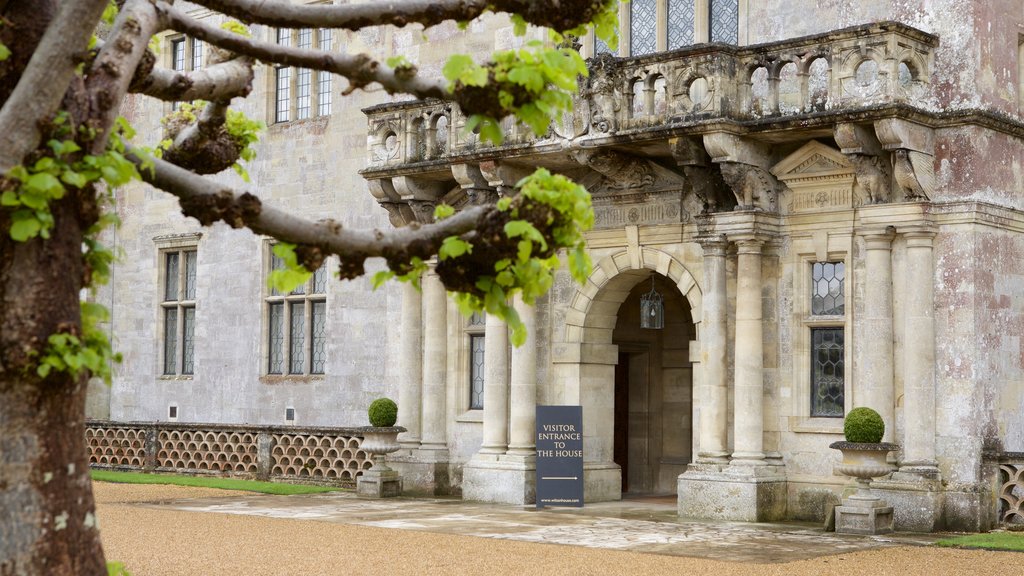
732,238,765,465
861,229,895,441
479,312,510,454
419,263,448,453
507,296,537,458
900,229,937,472
698,235,729,463
397,282,423,449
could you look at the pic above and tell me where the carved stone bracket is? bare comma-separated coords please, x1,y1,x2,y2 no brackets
452,163,498,206
670,137,736,213
391,176,452,224
571,148,656,191
874,119,935,201
719,162,780,212
835,124,893,204
478,160,532,198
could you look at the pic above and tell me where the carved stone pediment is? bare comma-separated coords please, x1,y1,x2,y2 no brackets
771,141,857,212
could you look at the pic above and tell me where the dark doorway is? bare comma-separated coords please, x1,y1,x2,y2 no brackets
614,352,629,492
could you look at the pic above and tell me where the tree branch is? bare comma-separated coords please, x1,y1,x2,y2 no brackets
189,0,610,35
190,0,489,30
0,0,109,172
129,146,487,271
158,2,449,99
129,56,255,102
84,0,165,154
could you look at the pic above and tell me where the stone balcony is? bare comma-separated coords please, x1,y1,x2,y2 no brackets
360,22,939,227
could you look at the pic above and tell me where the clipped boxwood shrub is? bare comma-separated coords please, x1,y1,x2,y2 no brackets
368,397,398,427
844,407,885,443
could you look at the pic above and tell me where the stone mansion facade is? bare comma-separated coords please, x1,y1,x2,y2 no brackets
91,1,1024,531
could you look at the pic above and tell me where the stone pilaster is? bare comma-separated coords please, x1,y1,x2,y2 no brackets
397,282,422,450
899,228,938,473
697,235,729,464
731,237,766,465
418,263,448,455
479,312,510,455
508,296,537,458
859,229,895,441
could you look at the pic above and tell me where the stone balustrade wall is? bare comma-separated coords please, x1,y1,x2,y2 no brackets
363,22,937,171
86,420,372,487
997,452,1024,525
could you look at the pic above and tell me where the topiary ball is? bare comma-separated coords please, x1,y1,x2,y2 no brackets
368,398,398,427
844,407,885,443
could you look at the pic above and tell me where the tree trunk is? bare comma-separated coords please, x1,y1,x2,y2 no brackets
0,194,107,574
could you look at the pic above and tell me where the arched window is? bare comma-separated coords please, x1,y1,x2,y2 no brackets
596,0,742,56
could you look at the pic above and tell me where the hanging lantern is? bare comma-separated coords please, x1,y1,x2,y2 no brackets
640,276,664,330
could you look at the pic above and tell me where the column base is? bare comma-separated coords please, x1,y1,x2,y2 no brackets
678,463,787,522
462,456,536,505
871,469,943,532
386,448,451,496
356,469,403,498
834,493,894,535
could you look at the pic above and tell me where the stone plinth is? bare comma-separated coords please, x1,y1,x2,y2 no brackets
678,464,787,522
834,493,894,535
356,469,403,498
462,458,536,505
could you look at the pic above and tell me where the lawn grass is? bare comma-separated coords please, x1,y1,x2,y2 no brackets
935,531,1024,552
90,469,345,495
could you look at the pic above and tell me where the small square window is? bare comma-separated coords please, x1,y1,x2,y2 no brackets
168,405,178,420
285,407,296,422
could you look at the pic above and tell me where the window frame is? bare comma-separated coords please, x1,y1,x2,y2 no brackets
790,237,852,434
154,234,202,379
166,34,204,111
587,0,746,57
270,27,334,124
263,242,329,377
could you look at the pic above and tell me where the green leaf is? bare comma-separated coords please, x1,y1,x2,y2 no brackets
61,170,88,188
0,42,10,62
439,236,472,260
433,204,455,220
371,270,395,290
442,55,475,83
25,172,64,198
0,190,19,206
8,211,42,242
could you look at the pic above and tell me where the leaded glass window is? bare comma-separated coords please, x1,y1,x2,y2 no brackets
171,39,185,72
710,0,739,44
317,29,333,116
161,248,197,376
667,0,696,49
267,247,328,375
273,28,332,123
811,262,845,316
811,328,844,417
190,37,204,70
630,0,658,56
467,312,486,410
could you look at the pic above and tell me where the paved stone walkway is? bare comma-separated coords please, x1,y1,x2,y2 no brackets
147,492,943,563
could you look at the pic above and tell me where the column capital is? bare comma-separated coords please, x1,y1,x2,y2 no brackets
733,236,765,254
697,233,728,254
901,227,937,246
861,226,896,250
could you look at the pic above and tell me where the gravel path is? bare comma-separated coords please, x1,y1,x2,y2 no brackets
94,483,1018,576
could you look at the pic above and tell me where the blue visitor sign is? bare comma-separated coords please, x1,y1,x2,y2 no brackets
535,405,584,508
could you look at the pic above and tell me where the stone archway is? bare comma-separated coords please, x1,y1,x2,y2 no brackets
552,247,702,502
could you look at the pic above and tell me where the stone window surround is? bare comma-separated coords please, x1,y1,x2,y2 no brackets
154,233,202,381
583,0,748,57
454,308,485,423
260,240,329,380
790,234,852,434
166,33,205,111
268,26,334,124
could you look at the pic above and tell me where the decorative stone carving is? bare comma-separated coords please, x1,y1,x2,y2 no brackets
998,461,1024,525
583,53,623,135
407,200,437,224
452,163,499,206
571,149,655,191
892,149,932,201
770,140,856,212
720,162,779,212
849,154,892,204
380,201,416,227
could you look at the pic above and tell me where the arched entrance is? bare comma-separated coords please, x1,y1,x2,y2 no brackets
554,248,702,502
613,273,694,495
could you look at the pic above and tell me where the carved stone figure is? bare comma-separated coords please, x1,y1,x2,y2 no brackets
893,149,931,201
584,54,623,135
849,153,892,204
719,162,779,212
682,165,736,213
571,149,654,190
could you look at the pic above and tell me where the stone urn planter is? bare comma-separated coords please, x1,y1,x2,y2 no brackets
356,426,406,498
829,406,900,535
357,398,405,498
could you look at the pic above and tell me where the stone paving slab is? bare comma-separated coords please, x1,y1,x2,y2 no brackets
143,492,945,564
